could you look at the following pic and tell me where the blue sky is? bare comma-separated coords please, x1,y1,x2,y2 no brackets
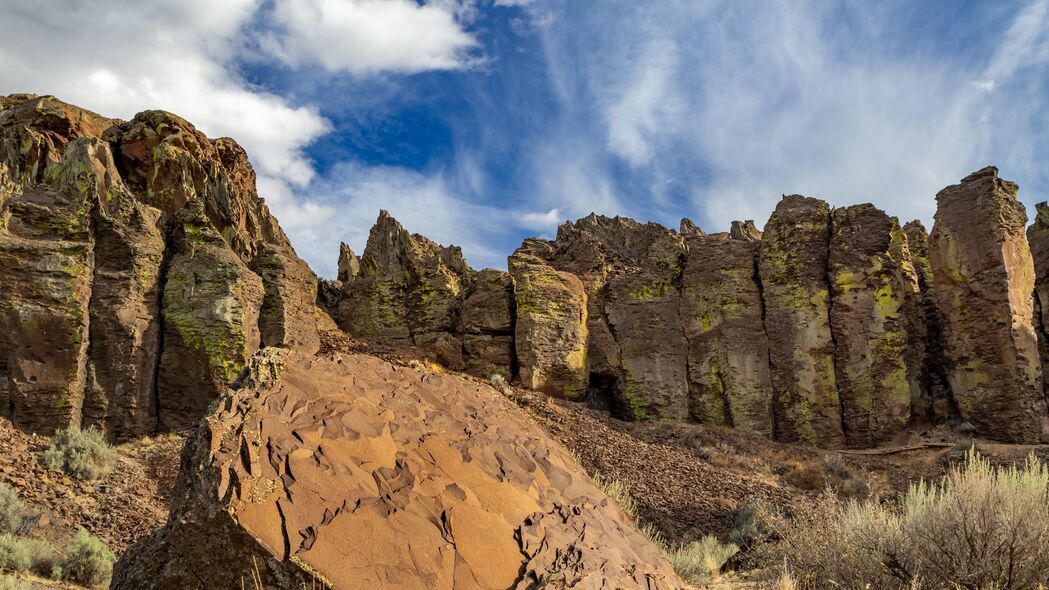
3,0,1049,276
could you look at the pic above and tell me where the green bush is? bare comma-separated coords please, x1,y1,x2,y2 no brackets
593,473,637,518
0,535,29,573
730,501,777,547
42,426,115,480
0,574,27,590
20,538,56,578
62,529,115,587
0,486,23,534
768,449,1049,589
658,535,738,585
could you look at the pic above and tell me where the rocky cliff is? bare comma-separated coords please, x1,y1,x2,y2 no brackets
113,349,686,589
0,94,319,440
331,170,1049,447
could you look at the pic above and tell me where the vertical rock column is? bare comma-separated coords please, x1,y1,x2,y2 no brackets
680,234,773,436
759,196,844,447
828,205,923,446
460,269,515,380
903,220,953,422
1028,202,1049,408
510,240,588,399
929,167,1046,442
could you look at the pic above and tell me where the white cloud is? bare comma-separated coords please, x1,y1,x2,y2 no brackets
0,0,328,189
519,208,562,230
264,0,479,75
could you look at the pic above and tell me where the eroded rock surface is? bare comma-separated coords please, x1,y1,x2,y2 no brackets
759,196,844,446
828,205,923,446
0,94,319,439
113,350,685,590
930,167,1045,442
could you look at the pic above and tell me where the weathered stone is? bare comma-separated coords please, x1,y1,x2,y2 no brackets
156,204,264,431
114,350,685,590
759,195,844,447
460,269,514,378
903,220,953,422
463,334,514,380
1029,203,1049,415
730,219,762,241
0,138,100,433
336,211,475,364
336,242,359,283
679,217,703,236
680,235,773,436
829,205,923,446
930,167,1045,442
250,245,320,355
510,244,588,399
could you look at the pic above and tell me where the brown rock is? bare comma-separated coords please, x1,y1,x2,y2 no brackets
336,242,360,283
680,235,773,436
1029,202,1049,418
930,167,1045,442
679,217,704,236
460,269,514,379
730,219,762,241
903,220,952,422
829,205,923,446
759,195,844,447
510,243,589,399
113,349,686,590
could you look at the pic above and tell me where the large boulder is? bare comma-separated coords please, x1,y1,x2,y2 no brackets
759,195,844,447
680,234,773,436
929,167,1046,442
828,205,923,446
460,269,514,380
113,350,685,590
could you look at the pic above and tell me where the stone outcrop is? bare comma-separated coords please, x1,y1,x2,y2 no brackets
508,239,589,398
113,349,686,590
0,94,320,439
903,220,953,421
730,219,762,241
680,234,772,435
828,205,923,446
336,211,474,370
460,269,515,380
759,196,844,446
1028,203,1049,406
930,167,1046,443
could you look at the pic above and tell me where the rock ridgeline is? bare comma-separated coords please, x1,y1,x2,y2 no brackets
332,168,1049,447
113,349,686,589
0,94,319,440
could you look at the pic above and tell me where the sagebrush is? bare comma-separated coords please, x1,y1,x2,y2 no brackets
767,449,1049,589
62,529,115,587
42,426,115,480
0,486,22,534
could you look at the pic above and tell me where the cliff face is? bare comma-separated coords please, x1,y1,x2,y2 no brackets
331,171,1049,447
0,95,319,439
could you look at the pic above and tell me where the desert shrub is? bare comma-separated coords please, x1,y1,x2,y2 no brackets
822,453,850,479
841,475,871,499
0,487,23,534
0,575,27,590
768,449,1049,589
0,535,29,573
730,501,777,547
784,460,826,490
61,529,114,587
593,474,637,518
42,426,115,480
19,538,56,578
657,535,738,585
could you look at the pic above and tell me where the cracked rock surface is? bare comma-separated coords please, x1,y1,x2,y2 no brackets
113,349,685,590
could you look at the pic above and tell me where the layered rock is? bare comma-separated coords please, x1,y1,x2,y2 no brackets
113,349,685,590
336,211,474,370
828,205,923,446
460,269,515,380
929,167,1045,442
0,94,320,439
680,234,772,435
759,196,844,446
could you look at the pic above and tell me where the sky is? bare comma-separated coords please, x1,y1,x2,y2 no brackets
2,0,1049,276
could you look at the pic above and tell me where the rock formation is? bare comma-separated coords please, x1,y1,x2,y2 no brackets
0,94,319,439
1029,202,1049,406
759,196,844,446
680,234,772,436
113,349,686,590
828,205,923,446
930,167,1046,443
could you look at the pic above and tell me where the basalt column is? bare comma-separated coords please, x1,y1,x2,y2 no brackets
929,167,1046,443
